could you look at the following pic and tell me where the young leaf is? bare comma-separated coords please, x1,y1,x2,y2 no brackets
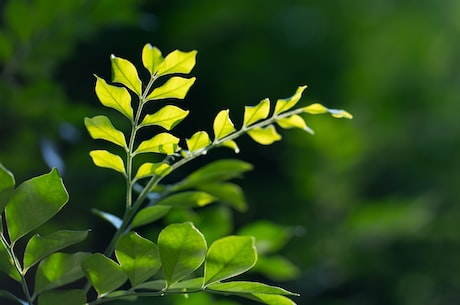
197,182,247,212
274,85,307,115
146,77,196,101
84,116,127,148
328,108,353,119
157,191,217,208
5,169,69,243
213,109,236,140
142,43,163,75
0,242,21,282
111,55,142,95
115,232,161,287
135,163,171,180
277,115,314,134
155,49,197,77
38,289,86,305
0,163,14,212
140,105,189,130
94,75,133,120
134,133,180,155
158,222,207,286
203,236,257,286
243,98,270,127
173,159,253,191
131,205,172,229
24,230,89,271
186,131,211,152
34,252,90,295
206,281,297,296
302,103,328,114
82,253,128,296
247,125,282,145
220,140,240,153
89,150,126,175
91,209,122,229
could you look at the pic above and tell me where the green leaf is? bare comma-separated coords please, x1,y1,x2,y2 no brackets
274,85,307,115
302,103,328,114
156,50,197,77
158,222,207,286
0,163,14,212
135,162,171,180
213,110,236,140
220,140,240,153
24,230,89,271
0,241,21,282
91,209,122,229
277,115,314,134
197,183,247,212
84,116,127,148
131,205,172,229
243,98,270,127
247,125,282,145
242,293,297,305
111,55,142,95
142,43,163,75
89,150,126,175
168,277,204,292
134,133,180,155
82,253,128,296
146,77,196,101
38,289,86,305
207,281,297,296
34,252,89,295
186,131,211,152
94,75,133,120
134,279,166,291
140,105,189,130
0,290,25,304
5,169,69,243
204,236,257,286
115,232,161,287
174,159,253,191
157,191,217,208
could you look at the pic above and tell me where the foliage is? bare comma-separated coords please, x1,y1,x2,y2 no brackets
0,43,351,305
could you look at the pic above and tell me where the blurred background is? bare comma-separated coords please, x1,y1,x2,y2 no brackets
1,0,460,305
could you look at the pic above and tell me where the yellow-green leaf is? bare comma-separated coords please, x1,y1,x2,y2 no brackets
329,109,353,119
134,133,179,155
156,50,197,77
135,163,171,180
142,43,164,75
111,55,142,95
302,103,328,114
247,125,282,145
220,140,240,153
89,150,126,175
186,131,211,152
140,105,189,130
94,75,133,120
84,116,127,148
213,110,236,140
277,114,314,134
146,77,196,101
274,85,307,115
243,98,270,127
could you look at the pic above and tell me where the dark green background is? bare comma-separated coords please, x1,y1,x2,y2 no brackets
1,1,460,304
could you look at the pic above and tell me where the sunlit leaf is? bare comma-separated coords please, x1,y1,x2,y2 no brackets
115,232,161,287
213,109,236,140
5,169,68,243
94,75,133,119
302,103,328,114
134,133,179,155
146,77,196,101
35,252,89,294
0,242,20,282
0,163,14,212
24,230,89,271
131,205,172,229
186,131,211,152
82,253,128,296
207,281,297,296
157,191,217,208
140,105,189,130
274,86,307,115
111,55,142,95
203,236,257,286
168,277,204,292
197,182,247,212
247,125,282,145
142,43,163,75
243,98,270,127
242,293,297,305
158,222,207,286
277,115,314,134
91,209,122,229
329,108,353,119
134,279,166,291
220,140,240,153
156,50,197,77
84,116,127,148
89,150,126,175
135,163,171,180
38,289,86,305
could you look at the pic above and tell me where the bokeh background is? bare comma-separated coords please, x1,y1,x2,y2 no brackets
1,1,460,305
